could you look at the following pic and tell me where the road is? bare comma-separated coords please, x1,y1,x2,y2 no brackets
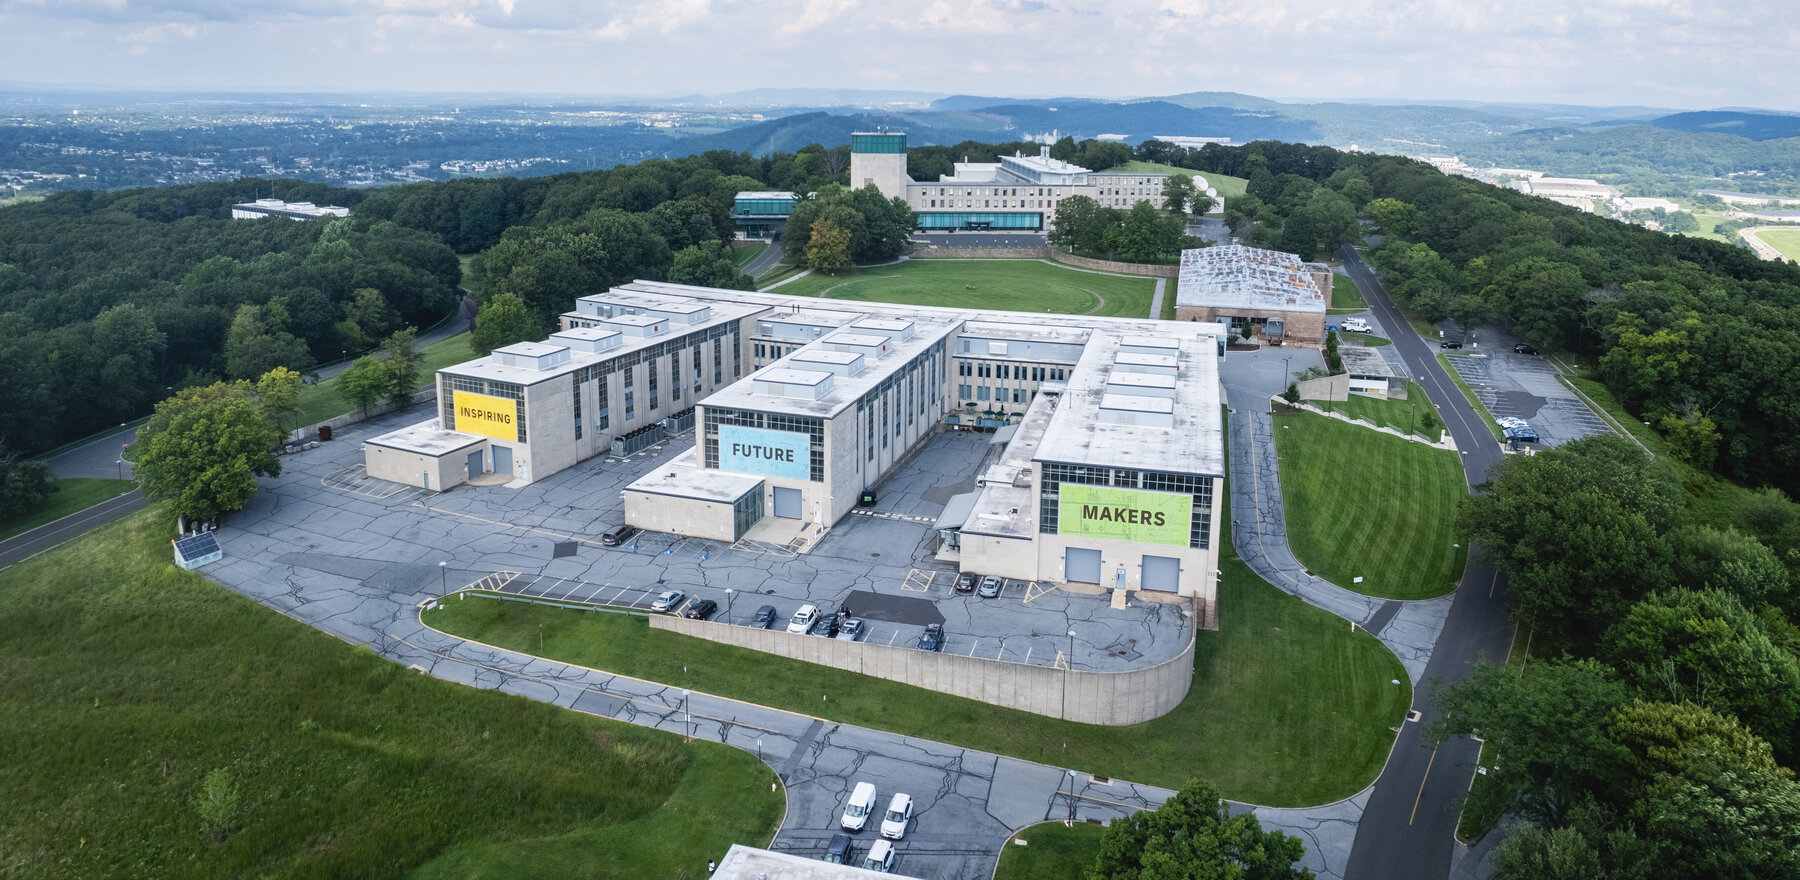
1337,246,1517,880
739,237,787,278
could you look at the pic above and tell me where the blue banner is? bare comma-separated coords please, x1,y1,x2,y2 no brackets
718,425,810,480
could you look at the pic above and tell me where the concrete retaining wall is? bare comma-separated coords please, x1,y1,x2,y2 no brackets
650,611,1195,726
1047,249,1180,278
908,247,1051,260
286,386,437,444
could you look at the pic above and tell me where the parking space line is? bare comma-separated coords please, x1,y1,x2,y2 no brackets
582,583,611,602
608,587,629,605
901,569,935,592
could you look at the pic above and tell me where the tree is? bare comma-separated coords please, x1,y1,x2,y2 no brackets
1091,779,1312,880
1323,330,1342,374
337,356,387,419
1104,202,1187,263
1163,174,1198,215
1488,800,1656,880
1657,409,1720,471
0,442,56,520
134,381,282,521
344,287,399,347
1430,659,1633,825
254,366,303,439
1363,198,1421,239
805,218,853,274
471,291,539,356
223,303,314,381
1050,196,1110,255
380,327,421,409
668,241,757,291
1669,525,1793,612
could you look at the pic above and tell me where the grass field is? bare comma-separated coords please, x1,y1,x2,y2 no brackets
993,822,1107,880
1755,228,1800,261
1101,162,1249,203
1329,274,1367,313
1273,412,1466,599
732,241,767,266
0,477,136,542
0,507,782,880
769,260,1158,319
294,331,478,427
1308,382,1435,439
1336,331,1390,347
429,558,1410,807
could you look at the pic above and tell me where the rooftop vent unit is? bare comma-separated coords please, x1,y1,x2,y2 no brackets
492,342,572,371
548,327,624,354
1098,393,1174,428
753,368,834,400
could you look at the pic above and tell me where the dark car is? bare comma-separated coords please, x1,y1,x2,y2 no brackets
825,833,855,865
1504,426,1541,444
811,613,840,637
1513,343,1539,355
750,605,778,628
953,572,978,594
683,599,718,620
599,524,639,546
916,623,945,652
1440,340,1464,349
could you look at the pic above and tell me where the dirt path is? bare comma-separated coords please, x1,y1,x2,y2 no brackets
1081,288,1108,315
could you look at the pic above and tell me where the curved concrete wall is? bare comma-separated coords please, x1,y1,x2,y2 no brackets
649,612,1195,726
1046,249,1179,278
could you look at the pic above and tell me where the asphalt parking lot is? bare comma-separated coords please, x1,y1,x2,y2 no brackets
1438,350,1613,447
232,408,1190,676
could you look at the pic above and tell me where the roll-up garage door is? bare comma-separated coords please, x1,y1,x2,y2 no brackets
1141,555,1181,592
491,445,513,475
773,486,802,519
1065,547,1102,583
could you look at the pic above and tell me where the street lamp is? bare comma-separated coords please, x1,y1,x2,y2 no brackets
725,588,734,623
682,689,693,742
439,560,447,593
1066,769,1078,821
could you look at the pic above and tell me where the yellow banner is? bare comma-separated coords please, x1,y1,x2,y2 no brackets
1058,484,1191,547
453,390,518,441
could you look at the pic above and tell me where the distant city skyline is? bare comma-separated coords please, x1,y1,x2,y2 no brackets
0,0,1793,112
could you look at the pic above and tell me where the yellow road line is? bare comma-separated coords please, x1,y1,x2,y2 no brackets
1409,745,1438,825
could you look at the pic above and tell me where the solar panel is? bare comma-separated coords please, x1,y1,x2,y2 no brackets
172,532,223,570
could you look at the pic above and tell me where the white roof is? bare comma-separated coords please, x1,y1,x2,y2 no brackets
1176,245,1326,314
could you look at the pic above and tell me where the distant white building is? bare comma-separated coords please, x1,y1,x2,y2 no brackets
231,198,350,221
1154,135,1233,149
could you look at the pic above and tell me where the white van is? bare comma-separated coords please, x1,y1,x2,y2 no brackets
841,781,878,831
1341,318,1371,333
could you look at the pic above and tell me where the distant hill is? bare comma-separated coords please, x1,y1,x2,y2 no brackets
1643,111,1800,141
1148,91,1286,112
929,95,1067,112
670,111,1003,156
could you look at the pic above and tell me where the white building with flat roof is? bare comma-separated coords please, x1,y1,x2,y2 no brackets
1174,245,1333,346
231,198,350,220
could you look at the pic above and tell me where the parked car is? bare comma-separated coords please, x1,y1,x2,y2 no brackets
599,524,639,546
841,781,878,831
953,572,978,594
787,604,819,634
683,599,717,620
1505,426,1541,444
880,793,914,839
649,589,684,612
977,575,1003,598
824,833,855,865
863,839,896,872
1496,416,1529,430
811,613,840,637
916,623,945,652
750,605,778,629
836,618,867,641
1514,343,1539,355
1440,339,1464,349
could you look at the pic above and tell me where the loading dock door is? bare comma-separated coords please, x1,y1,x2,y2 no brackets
466,450,484,480
491,445,513,475
1065,547,1102,583
773,486,802,519
1142,555,1181,592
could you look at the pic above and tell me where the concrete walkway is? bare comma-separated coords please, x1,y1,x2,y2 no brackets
1149,277,1166,319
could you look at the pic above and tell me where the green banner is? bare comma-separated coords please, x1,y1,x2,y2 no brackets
1058,484,1191,547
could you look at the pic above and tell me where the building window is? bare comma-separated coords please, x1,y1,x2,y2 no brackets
693,346,703,392
978,387,990,401
648,360,659,411
672,355,682,403
713,338,723,384
597,377,610,431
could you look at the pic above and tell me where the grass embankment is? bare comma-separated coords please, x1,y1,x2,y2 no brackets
1336,331,1390,347
0,477,137,542
732,241,768,266
1436,353,1506,442
1273,411,1466,599
1308,382,1435,439
771,259,1157,319
0,508,781,880
429,558,1410,807
1329,274,1367,313
1100,162,1250,203
994,822,1108,880
293,331,478,427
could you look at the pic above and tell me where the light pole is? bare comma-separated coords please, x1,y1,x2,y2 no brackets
1062,629,1076,715
439,560,447,593
1066,769,1078,821
725,588,734,624
682,689,693,742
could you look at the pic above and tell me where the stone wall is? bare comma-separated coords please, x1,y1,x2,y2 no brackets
287,385,437,444
650,611,1196,726
1046,249,1180,278
907,247,1051,260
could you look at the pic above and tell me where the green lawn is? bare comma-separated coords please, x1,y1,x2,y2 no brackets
1273,411,1466,599
994,822,1107,880
0,507,782,880
770,260,1157,319
732,241,767,266
456,254,475,289
1336,331,1390,347
1308,382,1436,439
1329,274,1367,312
294,331,478,428
1101,162,1249,202
429,558,1410,807
1755,228,1800,261
1436,354,1507,442
0,477,136,542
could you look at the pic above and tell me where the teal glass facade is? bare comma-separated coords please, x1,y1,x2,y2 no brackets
733,197,796,217
916,211,1043,230
851,133,907,154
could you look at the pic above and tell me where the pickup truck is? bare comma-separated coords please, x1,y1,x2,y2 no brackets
1341,318,1372,333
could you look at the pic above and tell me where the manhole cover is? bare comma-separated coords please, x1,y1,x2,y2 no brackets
871,553,880,557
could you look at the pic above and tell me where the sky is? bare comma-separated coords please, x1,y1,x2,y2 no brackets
0,0,1794,111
